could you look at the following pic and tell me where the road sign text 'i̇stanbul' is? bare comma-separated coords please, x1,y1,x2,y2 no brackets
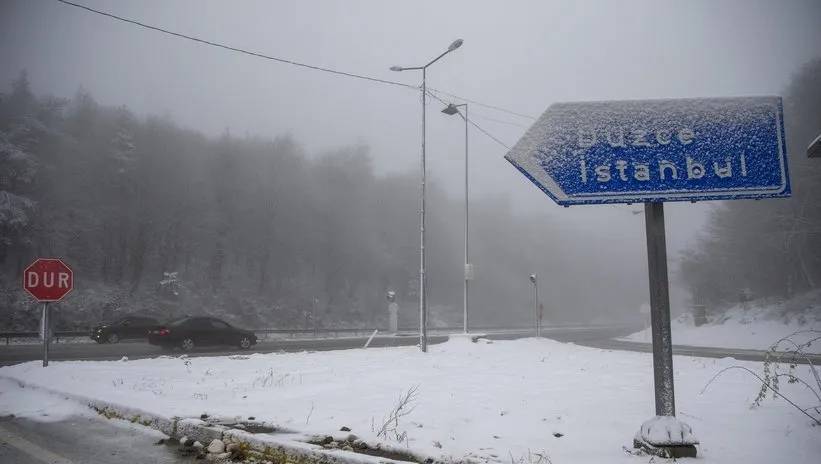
505,96,789,205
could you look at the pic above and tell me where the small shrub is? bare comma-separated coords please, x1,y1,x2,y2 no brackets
375,385,419,444
701,329,821,425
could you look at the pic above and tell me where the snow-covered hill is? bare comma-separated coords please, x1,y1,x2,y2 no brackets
621,291,821,353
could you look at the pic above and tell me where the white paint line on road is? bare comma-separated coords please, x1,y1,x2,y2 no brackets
0,423,76,464
363,329,379,348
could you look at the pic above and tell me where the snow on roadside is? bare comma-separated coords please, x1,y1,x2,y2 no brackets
621,295,821,353
0,377,90,422
1,338,819,463
0,376,170,446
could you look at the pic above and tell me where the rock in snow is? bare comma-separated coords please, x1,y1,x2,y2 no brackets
207,438,225,454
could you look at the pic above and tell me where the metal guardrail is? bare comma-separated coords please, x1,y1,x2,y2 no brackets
252,326,535,341
0,325,536,345
0,331,89,345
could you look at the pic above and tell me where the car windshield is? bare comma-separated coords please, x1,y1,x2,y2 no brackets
103,316,128,325
166,317,191,327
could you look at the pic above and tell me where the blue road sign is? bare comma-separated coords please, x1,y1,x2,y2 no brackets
505,97,790,206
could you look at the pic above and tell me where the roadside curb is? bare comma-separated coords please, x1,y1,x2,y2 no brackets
1,375,430,464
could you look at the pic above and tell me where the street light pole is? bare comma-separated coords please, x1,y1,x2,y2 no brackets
391,39,463,352
442,102,470,333
420,66,428,350
463,103,469,334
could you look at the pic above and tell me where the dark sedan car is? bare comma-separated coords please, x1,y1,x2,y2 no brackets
91,315,160,344
147,316,257,351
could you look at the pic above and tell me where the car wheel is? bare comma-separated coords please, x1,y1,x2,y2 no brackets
180,338,195,351
238,336,252,350
107,333,120,344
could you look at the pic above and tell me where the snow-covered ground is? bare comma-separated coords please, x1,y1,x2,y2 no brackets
1,338,819,463
621,294,821,353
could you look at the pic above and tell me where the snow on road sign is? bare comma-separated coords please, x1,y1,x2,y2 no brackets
505,96,790,206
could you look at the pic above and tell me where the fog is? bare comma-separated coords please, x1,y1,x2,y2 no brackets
2,0,820,328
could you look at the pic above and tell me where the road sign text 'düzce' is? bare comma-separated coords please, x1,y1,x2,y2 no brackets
505,97,790,206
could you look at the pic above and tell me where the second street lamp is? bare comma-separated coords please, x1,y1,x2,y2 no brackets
442,102,471,334
391,39,463,352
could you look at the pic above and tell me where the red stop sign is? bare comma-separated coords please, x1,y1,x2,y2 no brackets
23,258,74,302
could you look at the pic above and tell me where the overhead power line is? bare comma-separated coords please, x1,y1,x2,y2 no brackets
466,112,530,130
55,0,414,89
55,0,520,151
427,88,538,120
425,91,512,150
467,117,513,150
56,0,533,121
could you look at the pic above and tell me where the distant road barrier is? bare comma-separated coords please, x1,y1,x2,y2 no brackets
1,325,544,345
252,325,540,341
0,330,89,345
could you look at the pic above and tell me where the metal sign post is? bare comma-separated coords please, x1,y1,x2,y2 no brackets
644,202,674,416
42,303,49,367
505,96,791,458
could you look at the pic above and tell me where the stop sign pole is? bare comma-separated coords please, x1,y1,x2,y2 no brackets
42,300,49,367
22,258,74,367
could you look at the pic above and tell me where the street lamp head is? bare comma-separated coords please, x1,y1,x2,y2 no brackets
441,103,460,115
529,274,537,284
448,39,464,52
389,66,403,72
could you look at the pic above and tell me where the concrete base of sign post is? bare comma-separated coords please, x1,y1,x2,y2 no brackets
633,415,698,458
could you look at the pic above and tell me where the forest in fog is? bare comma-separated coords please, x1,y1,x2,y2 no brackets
0,71,569,330
1,58,819,332
679,59,821,312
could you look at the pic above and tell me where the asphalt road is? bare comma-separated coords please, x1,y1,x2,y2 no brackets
2,325,817,366
582,337,821,365
0,326,633,366
0,414,195,464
